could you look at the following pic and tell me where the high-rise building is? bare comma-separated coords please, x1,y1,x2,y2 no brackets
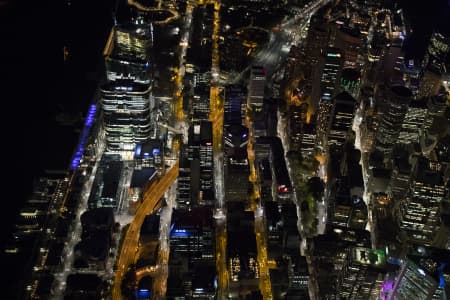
398,98,428,145
418,70,443,99
385,259,440,300
337,247,388,299
399,157,446,246
288,104,308,150
424,93,448,132
248,66,266,109
225,157,250,203
184,122,214,206
199,121,214,205
316,48,344,152
374,86,412,156
177,144,191,207
223,124,249,160
424,31,450,75
388,152,411,200
103,16,153,84
334,27,363,68
101,80,152,151
113,24,153,61
304,15,330,76
328,91,356,148
320,48,344,102
300,120,317,158
224,85,246,125
339,68,361,99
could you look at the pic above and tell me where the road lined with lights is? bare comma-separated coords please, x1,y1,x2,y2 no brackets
112,162,178,300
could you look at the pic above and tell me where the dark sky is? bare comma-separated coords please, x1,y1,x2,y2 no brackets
398,0,450,59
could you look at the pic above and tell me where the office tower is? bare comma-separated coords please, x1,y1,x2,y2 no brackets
224,124,249,159
177,144,191,207
101,80,152,152
424,31,450,75
224,156,250,203
339,68,361,99
169,207,214,260
300,120,317,158
288,103,308,150
418,70,443,99
334,27,363,68
400,60,423,98
104,17,153,84
185,122,214,206
255,137,291,202
199,121,214,205
374,86,412,156
320,48,344,102
424,93,448,132
224,85,246,125
399,157,446,246
105,56,152,85
398,98,428,145
304,15,330,76
227,207,259,283
388,152,412,200
248,66,266,109
113,23,152,61
316,48,344,152
192,74,211,121
134,139,163,170
88,154,123,209
383,45,405,86
385,259,440,300
328,91,356,148
167,208,216,298
337,247,388,299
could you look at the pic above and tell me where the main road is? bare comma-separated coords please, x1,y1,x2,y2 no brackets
112,162,179,300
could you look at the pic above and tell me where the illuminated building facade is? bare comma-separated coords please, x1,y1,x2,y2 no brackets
339,68,361,99
374,86,412,156
386,259,439,300
101,80,152,151
113,24,153,61
316,48,344,152
337,247,387,299
288,104,308,150
248,66,266,109
329,91,356,148
424,31,450,75
224,85,246,126
334,27,364,68
398,99,428,145
399,157,445,245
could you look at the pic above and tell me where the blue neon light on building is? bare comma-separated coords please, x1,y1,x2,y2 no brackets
70,104,97,170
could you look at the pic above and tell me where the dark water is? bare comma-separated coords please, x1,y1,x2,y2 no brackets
0,0,113,242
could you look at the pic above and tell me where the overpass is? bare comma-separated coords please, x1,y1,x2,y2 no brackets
112,162,179,300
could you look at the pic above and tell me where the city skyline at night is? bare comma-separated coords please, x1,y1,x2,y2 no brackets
1,0,450,299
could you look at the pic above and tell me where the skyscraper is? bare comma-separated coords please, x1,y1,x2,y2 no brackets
101,80,152,151
328,91,356,148
398,98,428,145
374,85,412,156
316,48,344,152
424,31,450,75
248,66,266,109
386,259,440,300
224,85,246,126
399,157,445,246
